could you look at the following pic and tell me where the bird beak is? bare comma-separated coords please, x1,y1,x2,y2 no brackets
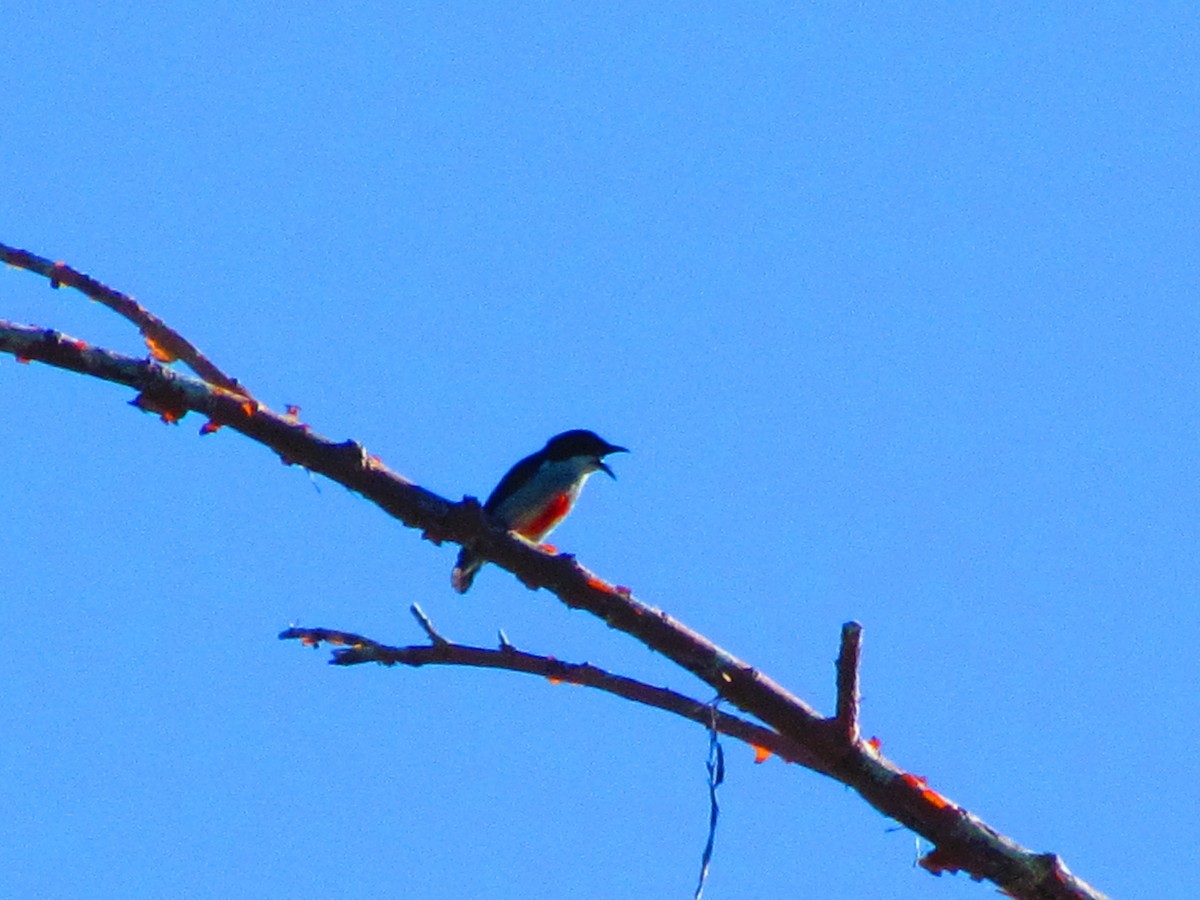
597,445,628,480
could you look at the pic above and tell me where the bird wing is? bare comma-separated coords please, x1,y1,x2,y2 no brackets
482,451,544,514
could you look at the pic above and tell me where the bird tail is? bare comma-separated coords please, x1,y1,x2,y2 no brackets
451,547,482,594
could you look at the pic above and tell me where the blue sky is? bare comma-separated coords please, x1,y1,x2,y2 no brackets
4,4,1198,898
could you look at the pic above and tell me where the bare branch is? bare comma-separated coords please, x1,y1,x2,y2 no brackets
279,625,828,772
835,621,863,744
1,241,251,398
1,270,1111,900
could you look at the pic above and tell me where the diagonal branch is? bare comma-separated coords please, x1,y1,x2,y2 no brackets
1,241,251,398
278,622,830,773
0,310,1109,900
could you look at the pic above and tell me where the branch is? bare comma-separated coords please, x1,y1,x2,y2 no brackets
279,620,828,773
2,251,1110,899
409,602,450,646
0,316,1107,899
834,621,863,744
1,241,251,398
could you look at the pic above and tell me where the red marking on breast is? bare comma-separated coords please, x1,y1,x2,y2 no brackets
517,492,572,540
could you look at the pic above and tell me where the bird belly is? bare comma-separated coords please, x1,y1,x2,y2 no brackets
491,457,598,541
512,491,573,541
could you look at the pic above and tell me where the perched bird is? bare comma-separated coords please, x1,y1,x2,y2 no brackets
451,429,628,593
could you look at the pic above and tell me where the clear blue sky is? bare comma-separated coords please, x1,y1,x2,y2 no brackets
4,4,1197,898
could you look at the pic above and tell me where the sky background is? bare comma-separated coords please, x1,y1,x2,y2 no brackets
3,4,1198,898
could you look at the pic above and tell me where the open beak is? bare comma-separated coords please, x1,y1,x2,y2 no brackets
598,445,628,480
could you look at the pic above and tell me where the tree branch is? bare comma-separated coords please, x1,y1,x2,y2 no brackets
409,603,450,646
1,240,251,398
835,621,863,744
1,249,1111,899
279,619,828,772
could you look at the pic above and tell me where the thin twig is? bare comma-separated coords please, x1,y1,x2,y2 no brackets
409,603,449,646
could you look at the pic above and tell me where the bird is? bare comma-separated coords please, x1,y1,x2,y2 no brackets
451,429,628,593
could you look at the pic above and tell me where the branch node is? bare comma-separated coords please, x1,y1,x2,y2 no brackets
498,628,514,651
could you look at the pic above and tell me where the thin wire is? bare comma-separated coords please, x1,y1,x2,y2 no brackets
693,698,726,900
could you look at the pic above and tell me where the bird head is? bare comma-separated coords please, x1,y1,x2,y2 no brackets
543,429,629,478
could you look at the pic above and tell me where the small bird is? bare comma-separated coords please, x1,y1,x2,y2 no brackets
451,429,628,593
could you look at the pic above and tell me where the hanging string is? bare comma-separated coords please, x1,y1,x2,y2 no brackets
693,698,726,900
